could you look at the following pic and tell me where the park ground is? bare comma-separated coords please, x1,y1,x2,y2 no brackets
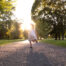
0,39,66,47
40,39,66,47
0,40,66,66
0,39,24,46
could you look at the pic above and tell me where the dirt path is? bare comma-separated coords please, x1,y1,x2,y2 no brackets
0,40,66,66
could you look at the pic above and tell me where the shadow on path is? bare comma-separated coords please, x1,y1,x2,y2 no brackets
0,45,52,66
27,48,52,66
0,41,66,66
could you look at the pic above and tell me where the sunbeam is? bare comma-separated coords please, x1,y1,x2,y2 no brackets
14,0,35,30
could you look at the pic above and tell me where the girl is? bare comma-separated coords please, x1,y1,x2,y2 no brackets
28,24,38,48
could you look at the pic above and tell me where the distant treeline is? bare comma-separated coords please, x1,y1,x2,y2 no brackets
0,20,23,39
0,0,24,39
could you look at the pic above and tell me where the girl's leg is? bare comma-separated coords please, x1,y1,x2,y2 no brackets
35,39,38,43
30,41,32,48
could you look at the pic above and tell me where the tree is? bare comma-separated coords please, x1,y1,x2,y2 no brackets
6,20,23,39
0,21,8,39
0,0,15,21
0,0,18,39
23,30,28,39
31,0,66,40
0,20,24,39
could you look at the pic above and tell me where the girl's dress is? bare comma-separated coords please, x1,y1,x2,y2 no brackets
28,29,37,41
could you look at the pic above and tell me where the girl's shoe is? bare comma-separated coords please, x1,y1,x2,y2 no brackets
30,46,32,48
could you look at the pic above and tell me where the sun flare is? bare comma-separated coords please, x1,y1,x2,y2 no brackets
14,0,35,30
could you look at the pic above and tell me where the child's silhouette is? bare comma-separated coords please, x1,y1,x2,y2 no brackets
28,24,38,48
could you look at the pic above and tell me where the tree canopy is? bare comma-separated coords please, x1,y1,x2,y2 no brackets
0,0,15,21
31,0,66,40
0,0,24,39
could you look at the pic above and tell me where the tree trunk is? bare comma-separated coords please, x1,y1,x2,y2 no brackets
62,32,64,40
58,33,60,40
55,33,57,40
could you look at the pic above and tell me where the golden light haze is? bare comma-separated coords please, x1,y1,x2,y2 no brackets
14,0,35,30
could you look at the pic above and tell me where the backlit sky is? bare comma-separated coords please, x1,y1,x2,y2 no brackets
14,0,35,30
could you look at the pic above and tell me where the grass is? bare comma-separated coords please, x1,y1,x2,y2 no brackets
0,39,24,46
40,39,66,47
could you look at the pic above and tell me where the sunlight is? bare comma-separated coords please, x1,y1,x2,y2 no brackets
21,23,32,31
21,20,35,31
14,0,35,30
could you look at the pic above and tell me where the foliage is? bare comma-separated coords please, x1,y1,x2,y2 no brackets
36,20,51,38
0,0,24,39
31,0,66,40
0,0,15,21
23,30,28,39
0,20,24,39
0,21,8,39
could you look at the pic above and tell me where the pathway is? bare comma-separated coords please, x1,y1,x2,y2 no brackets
0,40,66,66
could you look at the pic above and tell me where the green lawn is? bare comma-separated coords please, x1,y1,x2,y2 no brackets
0,39,24,46
40,39,66,47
